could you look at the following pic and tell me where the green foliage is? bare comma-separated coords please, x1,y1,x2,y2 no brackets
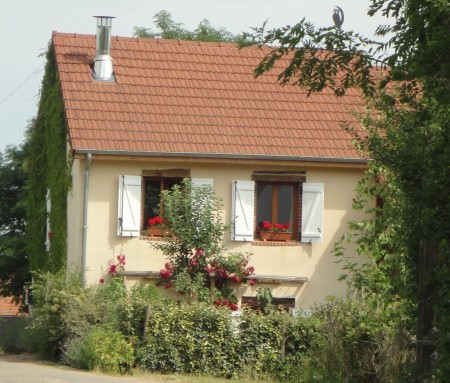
26,42,71,274
0,317,29,354
152,179,255,308
137,301,314,380
245,1,450,379
63,326,135,374
0,144,30,302
26,270,163,362
256,287,274,313
26,271,87,359
134,10,244,43
242,20,378,97
152,179,228,259
298,294,414,383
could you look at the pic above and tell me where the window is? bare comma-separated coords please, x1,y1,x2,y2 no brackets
231,172,324,243
241,296,296,311
143,177,182,230
256,182,299,240
117,171,214,237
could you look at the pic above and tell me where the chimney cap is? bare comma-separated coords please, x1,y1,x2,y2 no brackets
93,16,116,26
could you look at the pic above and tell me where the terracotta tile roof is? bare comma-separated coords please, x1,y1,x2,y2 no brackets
52,32,365,162
0,296,22,316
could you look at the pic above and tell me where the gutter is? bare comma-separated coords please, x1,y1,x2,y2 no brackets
81,152,92,286
74,149,368,164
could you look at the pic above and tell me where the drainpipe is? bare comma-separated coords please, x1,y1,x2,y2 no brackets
81,152,92,286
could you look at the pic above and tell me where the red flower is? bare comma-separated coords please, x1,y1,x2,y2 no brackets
99,278,105,284
116,254,126,265
229,303,239,311
159,269,172,279
274,223,284,231
164,282,171,289
283,223,291,230
216,267,229,280
48,231,54,239
148,216,164,227
189,257,198,267
232,274,240,283
249,279,255,286
261,221,272,230
108,264,117,275
195,249,204,257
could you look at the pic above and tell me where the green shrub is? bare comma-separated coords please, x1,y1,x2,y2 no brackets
62,327,134,374
26,271,161,361
25,271,84,359
61,335,91,370
0,317,29,354
115,283,164,339
296,294,415,383
137,301,315,380
137,301,235,376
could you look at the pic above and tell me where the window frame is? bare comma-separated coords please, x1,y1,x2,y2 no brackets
252,172,306,241
140,169,190,231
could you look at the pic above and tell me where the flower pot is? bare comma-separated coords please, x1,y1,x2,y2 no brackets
260,231,292,242
147,227,171,237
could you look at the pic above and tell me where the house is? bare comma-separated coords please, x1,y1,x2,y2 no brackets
40,17,369,310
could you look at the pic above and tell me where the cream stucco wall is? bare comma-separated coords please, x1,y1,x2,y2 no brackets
67,156,368,310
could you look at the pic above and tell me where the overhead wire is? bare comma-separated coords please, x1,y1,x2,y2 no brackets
0,62,45,106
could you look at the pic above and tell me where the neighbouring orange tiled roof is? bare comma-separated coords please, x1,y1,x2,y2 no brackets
52,32,366,162
0,296,22,316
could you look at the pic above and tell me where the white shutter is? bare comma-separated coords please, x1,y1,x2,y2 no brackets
191,178,214,190
231,180,255,241
301,183,324,243
117,175,141,237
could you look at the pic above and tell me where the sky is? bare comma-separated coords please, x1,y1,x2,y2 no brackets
0,0,388,151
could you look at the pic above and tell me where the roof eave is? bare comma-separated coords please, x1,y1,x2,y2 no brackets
73,149,368,164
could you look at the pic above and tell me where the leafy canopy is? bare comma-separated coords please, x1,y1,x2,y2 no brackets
0,143,30,303
243,0,449,379
134,10,244,43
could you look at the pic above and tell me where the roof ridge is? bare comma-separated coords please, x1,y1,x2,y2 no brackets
52,32,257,50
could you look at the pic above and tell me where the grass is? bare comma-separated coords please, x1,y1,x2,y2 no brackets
137,373,277,383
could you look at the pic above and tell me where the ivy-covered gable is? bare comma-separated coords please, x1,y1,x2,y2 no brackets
26,42,71,273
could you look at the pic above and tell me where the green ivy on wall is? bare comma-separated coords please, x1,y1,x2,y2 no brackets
26,42,71,274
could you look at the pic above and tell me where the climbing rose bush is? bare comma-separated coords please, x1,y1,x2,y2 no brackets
159,250,255,309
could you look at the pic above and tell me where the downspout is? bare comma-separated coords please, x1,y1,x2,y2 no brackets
81,152,92,286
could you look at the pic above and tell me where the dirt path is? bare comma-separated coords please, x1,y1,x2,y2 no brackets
0,354,163,383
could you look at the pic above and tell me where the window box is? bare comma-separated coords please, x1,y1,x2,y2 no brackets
260,231,292,242
147,227,172,237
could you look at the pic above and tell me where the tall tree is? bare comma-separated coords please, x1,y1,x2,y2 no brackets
0,142,30,303
134,10,244,43
243,1,449,381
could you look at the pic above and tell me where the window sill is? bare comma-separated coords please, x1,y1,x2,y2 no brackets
251,240,302,247
139,235,170,242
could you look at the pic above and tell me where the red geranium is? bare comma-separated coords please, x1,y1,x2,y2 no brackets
148,216,165,227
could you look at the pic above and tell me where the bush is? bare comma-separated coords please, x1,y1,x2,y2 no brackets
137,301,315,380
62,327,134,374
0,317,29,354
26,271,162,361
296,294,415,383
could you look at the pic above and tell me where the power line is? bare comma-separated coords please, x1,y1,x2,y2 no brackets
0,63,44,106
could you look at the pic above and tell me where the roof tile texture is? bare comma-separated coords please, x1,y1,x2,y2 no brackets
0,297,22,316
53,32,364,160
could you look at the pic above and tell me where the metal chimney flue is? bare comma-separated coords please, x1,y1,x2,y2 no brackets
93,16,115,81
